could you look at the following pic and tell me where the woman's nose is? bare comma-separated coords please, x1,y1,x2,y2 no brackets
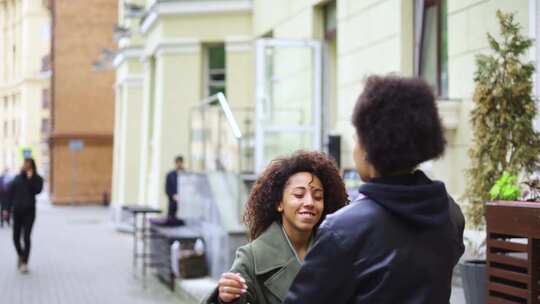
302,195,315,207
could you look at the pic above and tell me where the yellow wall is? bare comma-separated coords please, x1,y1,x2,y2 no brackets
121,83,144,204
112,0,150,208
164,13,252,41
226,40,254,110
335,0,413,168
137,56,155,206
112,55,145,206
114,74,144,205
448,0,529,99
132,4,253,210
253,0,330,37
149,50,203,210
432,0,530,197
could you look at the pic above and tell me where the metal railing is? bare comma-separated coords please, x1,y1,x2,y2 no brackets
189,92,254,175
189,92,255,222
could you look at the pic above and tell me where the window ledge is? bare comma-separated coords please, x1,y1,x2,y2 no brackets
437,98,461,130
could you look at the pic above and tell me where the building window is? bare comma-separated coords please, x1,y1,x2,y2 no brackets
41,118,50,134
41,140,49,156
206,45,226,97
42,88,50,109
323,0,337,40
3,121,7,138
414,0,448,97
41,54,51,72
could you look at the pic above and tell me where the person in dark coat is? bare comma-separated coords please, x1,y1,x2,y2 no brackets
283,76,465,304
165,155,184,220
0,169,11,227
5,158,43,273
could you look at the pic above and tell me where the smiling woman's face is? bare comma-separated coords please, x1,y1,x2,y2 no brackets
277,172,324,234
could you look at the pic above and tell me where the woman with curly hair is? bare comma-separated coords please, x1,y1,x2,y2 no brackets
205,151,348,304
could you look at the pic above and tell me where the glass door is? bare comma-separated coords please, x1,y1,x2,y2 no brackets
254,39,323,172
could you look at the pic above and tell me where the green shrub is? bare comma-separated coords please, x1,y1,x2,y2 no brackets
464,11,540,228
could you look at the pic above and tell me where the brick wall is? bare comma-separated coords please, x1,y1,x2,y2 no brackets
50,0,117,204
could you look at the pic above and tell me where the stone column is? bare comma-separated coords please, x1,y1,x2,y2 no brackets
137,55,155,206
118,74,144,205
146,39,202,211
111,81,122,206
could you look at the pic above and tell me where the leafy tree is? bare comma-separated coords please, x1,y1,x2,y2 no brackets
465,11,540,228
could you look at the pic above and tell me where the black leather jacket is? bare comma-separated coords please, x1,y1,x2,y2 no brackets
284,171,465,304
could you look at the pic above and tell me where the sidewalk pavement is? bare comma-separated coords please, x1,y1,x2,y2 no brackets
178,273,466,304
0,199,466,304
0,201,196,304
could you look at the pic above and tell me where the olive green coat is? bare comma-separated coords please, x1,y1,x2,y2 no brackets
204,222,303,304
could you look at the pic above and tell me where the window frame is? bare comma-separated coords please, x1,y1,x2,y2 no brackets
414,0,447,97
42,88,50,109
204,44,226,98
323,0,337,41
41,118,50,134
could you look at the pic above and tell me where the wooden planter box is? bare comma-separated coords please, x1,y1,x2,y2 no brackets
486,201,540,303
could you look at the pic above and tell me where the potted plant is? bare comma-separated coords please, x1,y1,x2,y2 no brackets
461,10,540,304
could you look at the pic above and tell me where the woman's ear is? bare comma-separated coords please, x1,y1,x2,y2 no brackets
277,201,283,212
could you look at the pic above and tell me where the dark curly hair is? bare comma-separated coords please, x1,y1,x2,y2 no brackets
352,75,446,176
244,151,349,240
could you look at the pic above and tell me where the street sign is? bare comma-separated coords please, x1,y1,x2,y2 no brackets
69,140,84,151
69,139,83,204
22,148,32,158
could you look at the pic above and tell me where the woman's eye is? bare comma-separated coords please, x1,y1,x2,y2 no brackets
294,194,304,199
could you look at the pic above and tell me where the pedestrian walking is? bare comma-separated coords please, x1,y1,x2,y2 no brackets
0,169,11,227
5,158,43,273
283,76,465,304
204,151,348,304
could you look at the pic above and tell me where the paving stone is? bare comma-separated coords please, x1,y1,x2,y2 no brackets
0,202,195,304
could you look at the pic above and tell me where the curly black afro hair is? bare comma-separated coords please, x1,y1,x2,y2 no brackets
352,75,446,176
243,151,349,241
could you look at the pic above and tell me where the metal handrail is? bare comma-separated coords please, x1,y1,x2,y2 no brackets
189,92,256,174
191,92,242,139
189,92,251,222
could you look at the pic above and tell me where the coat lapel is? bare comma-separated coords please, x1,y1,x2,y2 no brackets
263,257,301,302
251,222,301,302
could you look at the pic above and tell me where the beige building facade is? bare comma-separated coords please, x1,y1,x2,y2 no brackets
0,0,51,179
112,0,253,214
112,0,540,220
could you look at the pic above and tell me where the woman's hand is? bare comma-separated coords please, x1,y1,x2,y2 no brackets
218,272,248,302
